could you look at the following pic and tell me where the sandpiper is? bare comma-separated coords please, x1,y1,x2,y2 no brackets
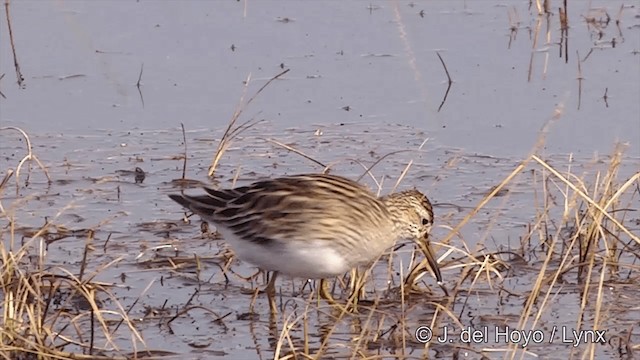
169,174,442,311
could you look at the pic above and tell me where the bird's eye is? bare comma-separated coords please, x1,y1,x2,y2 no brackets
422,218,430,225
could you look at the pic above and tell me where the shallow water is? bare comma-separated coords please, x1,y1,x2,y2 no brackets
1,1,639,359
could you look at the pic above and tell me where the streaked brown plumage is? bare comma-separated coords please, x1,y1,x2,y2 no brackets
169,174,442,301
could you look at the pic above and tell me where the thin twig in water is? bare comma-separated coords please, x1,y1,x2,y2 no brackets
436,52,453,112
136,63,144,87
263,138,326,169
78,230,94,282
321,158,382,190
136,63,144,107
113,278,157,334
355,149,414,182
581,48,594,62
391,137,430,193
528,14,543,82
0,126,52,192
0,168,14,213
0,168,14,193
180,123,187,180
4,1,24,87
208,73,252,177
0,73,6,98
576,50,583,110
231,165,242,188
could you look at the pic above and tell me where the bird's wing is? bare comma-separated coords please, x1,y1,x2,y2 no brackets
169,174,388,246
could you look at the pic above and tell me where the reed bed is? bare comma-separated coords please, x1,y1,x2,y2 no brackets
256,141,638,359
0,129,151,359
2,125,638,359
3,82,639,360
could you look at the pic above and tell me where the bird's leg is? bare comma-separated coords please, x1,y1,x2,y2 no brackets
249,288,260,313
319,279,337,304
347,268,361,312
259,271,277,294
248,271,278,313
320,278,354,314
265,271,278,313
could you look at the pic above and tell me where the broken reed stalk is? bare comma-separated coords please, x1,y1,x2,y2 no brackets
262,138,327,169
0,126,52,194
180,123,188,179
208,69,290,178
3,0,24,87
436,52,453,112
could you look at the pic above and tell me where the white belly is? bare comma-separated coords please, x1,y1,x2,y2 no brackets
216,227,352,279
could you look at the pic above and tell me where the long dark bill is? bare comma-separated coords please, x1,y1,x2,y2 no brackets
419,235,442,283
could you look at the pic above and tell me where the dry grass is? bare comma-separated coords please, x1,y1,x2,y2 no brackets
260,142,638,359
2,126,638,359
205,101,636,360
0,130,149,360
243,99,638,358
3,77,638,360
0,236,142,360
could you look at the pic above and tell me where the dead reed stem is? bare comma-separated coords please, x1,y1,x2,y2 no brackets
208,69,289,177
